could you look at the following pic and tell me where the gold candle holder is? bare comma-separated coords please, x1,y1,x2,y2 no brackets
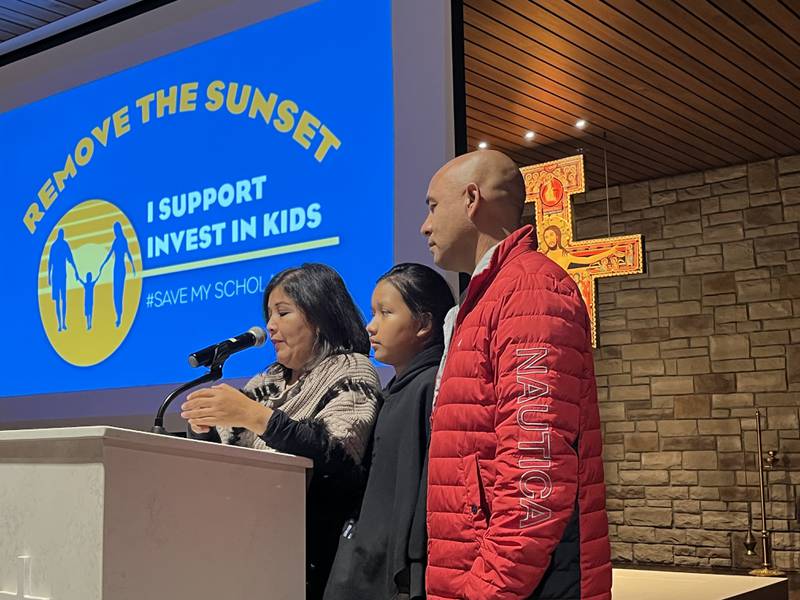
744,409,785,577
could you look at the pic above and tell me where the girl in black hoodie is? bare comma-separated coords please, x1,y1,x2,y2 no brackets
324,263,455,600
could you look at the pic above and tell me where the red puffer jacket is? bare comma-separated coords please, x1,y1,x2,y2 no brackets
426,225,611,600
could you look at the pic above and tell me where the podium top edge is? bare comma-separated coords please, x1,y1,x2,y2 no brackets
0,425,313,469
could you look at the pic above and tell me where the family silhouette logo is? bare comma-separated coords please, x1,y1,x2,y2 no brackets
37,200,143,366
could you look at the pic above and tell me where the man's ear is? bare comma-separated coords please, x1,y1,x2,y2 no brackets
465,182,481,219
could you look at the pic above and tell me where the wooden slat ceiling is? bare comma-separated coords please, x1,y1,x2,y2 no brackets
462,0,800,189
0,0,102,42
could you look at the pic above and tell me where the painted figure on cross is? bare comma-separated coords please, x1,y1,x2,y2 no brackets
521,154,644,346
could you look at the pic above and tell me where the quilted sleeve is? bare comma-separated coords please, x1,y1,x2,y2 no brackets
463,274,590,600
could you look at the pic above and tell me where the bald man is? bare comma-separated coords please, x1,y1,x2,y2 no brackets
421,150,611,600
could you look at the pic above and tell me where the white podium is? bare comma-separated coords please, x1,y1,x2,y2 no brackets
0,426,311,600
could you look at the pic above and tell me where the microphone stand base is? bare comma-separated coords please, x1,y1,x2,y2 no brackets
748,567,786,577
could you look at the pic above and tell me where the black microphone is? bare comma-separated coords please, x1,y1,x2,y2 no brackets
188,326,267,368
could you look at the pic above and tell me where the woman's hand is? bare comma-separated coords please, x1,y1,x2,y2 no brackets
181,383,272,435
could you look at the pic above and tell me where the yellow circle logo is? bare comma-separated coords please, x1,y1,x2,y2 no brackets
37,200,143,366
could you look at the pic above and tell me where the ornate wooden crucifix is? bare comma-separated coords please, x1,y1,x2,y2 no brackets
521,154,644,347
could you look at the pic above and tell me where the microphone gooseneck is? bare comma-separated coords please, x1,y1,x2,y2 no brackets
151,326,267,435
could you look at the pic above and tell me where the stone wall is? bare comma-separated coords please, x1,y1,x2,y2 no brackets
525,155,800,570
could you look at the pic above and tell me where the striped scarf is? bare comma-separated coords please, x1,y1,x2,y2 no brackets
216,352,381,464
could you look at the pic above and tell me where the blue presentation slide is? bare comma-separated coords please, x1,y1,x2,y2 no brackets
0,0,393,397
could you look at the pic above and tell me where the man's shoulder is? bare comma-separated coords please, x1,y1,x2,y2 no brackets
494,247,576,295
488,249,591,340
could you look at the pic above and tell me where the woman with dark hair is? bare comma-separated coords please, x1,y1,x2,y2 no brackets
324,263,455,600
180,263,381,599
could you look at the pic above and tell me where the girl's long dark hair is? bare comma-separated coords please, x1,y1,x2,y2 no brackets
377,263,455,348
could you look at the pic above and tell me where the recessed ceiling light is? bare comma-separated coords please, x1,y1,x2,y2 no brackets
524,131,536,140
478,141,488,149
575,119,587,129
